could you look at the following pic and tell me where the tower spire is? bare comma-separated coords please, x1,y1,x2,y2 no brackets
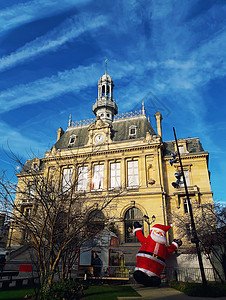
93,68,118,124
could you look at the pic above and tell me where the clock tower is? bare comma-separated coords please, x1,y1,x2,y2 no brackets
92,70,118,124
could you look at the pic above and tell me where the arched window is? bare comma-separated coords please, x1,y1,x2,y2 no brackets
124,207,143,243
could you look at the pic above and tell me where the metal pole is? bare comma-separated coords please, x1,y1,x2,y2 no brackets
173,127,207,286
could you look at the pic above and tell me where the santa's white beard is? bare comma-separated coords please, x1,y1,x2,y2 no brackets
151,231,167,245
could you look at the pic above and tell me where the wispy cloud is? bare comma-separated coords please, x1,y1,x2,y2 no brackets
0,59,159,114
0,0,90,33
0,14,107,72
0,121,47,157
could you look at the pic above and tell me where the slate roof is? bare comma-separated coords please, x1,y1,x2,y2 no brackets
163,138,205,157
19,159,45,175
54,116,156,150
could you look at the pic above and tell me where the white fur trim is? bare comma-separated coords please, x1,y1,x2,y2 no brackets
135,267,159,277
136,253,166,266
133,227,142,233
172,241,178,248
150,227,166,234
170,224,173,227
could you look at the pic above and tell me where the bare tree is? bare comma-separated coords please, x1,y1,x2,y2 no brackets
0,148,126,289
171,202,226,283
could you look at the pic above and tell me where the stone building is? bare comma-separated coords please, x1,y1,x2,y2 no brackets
9,71,214,269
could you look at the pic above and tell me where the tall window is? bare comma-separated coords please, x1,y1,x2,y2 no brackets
24,208,31,219
124,207,143,243
183,198,191,214
110,162,121,189
92,164,104,190
181,170,190,187
28,184,35,201
62,168,73,193
77,166,88,191
185,223,192,238
127,160,139,187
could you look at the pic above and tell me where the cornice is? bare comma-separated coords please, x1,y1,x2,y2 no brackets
43,143,161,163
163,152,209,161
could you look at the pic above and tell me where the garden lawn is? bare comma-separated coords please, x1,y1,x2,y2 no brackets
0,288,35,300
83,284,141,300
170,280,226,297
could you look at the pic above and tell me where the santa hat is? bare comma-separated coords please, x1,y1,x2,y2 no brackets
150,224,173,234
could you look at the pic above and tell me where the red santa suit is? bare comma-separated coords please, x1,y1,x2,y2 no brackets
134,224,179,278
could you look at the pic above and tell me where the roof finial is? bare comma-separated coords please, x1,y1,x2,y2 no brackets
68,114,72,127
105,58,108,75
142,101,145,116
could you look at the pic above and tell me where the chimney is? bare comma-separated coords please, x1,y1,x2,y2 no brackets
155,111,163,138
56,127,64,142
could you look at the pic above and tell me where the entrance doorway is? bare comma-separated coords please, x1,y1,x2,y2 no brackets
124,207,143,243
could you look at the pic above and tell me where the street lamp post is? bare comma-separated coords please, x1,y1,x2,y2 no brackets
173,127,207,286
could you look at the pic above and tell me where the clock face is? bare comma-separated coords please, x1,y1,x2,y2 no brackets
95,134,104,143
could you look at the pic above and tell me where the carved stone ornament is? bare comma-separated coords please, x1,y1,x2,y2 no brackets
148,178,156,185
145,132,154,143
88,116,111,131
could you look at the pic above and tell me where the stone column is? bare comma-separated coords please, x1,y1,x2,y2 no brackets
104,159,109,190
121,157,126,188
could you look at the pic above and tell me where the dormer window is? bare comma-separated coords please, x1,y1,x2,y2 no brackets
129,125,137,138
33,163,38,171
68,135,77,147
176,140,187,155
178,145,185,155
32,160,40,172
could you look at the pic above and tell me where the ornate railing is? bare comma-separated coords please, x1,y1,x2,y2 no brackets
114,110,144,121
68,110,145,129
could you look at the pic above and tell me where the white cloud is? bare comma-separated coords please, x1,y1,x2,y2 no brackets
0,14,107,72
0,59,160,114
0,0,91,33
0,120,47,157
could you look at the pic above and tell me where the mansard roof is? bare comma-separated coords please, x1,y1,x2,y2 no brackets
54,115,156,150
163,138,205,157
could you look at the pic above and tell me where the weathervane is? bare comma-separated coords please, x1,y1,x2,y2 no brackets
105,58,108,74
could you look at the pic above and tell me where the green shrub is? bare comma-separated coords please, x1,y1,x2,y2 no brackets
39,280,87,300
170,280,226,297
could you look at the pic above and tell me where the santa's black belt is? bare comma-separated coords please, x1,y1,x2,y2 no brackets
138,250,165,263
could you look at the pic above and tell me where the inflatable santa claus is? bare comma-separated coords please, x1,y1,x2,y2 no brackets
133,223,182,286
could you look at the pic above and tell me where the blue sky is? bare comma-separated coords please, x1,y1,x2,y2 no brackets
0,0,225,204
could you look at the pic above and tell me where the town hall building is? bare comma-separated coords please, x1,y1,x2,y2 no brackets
10,70,214,271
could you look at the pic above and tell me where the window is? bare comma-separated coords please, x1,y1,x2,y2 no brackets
127,160,139,187
92,164,104,190
181,170,190,187
183,198,191,214
124,207,143,243
33,163,39,171
129,125,137,137
185,223,192,238
178,145,185,155
28,184,35,200
77,166,88,191
62,168,73,192
68,135,77,147
24,208,31,219
110,162,121,189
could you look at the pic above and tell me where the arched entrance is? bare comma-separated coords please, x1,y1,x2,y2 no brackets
124,207,143,243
